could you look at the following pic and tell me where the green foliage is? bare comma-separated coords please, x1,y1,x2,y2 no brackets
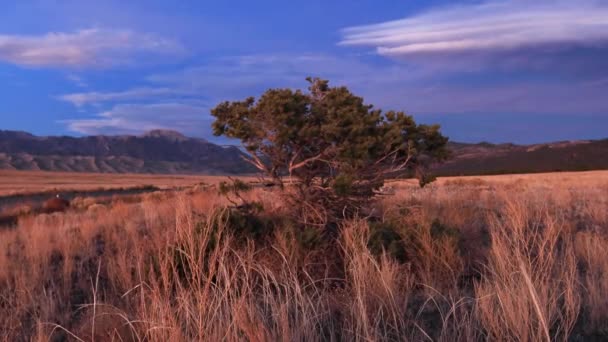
332,174,354,196
218,178,254,206
418,173,437,188
225,208,270,239
430,219,461,242
367,221,408,263
211,78,449,224
218,179,252,196
295,224,324,250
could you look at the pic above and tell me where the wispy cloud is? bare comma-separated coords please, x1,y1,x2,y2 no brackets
147,52,608,115
62,46,608,139
58,87,192,107
0,28,184,68
378,82,608,115
147,53,421,100
64,103,209,135
66,74,88,88
66,54,379,136
340,1,608,57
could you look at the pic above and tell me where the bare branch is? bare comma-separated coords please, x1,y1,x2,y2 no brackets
373,148,401,166
242,154,268,173
288,153,325,173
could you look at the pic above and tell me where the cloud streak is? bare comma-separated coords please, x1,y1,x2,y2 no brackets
0,28,183,68
340,1,608,57
64,103,209,136
62,45,608,141
58,87,192,107
147,53,422,100
147,52,608,116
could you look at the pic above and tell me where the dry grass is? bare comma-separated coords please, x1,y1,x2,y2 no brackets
0,171,607,341
0,170,256,196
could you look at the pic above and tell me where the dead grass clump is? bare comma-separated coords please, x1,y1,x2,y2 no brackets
443,177,488,188
475,192,580,341
3,202,34,217
42,197,70,213
340,220,414,340
574,231,608,335
69,196,98,210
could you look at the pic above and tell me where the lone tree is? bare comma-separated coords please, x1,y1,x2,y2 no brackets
211,78,448,226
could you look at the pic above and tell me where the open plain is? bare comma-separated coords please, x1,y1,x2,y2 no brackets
0,170,606,340
0,170,245,196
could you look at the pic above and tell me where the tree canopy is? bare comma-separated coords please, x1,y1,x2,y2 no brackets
211,78,448,225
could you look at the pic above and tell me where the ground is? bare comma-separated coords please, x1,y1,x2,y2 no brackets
0,170,250,196
0,170,606,341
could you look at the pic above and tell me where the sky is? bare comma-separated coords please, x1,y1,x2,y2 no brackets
0,0,607,144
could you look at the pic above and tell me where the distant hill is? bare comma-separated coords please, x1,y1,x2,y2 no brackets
433,139,608,176
0,130,606,176
0,130,254,174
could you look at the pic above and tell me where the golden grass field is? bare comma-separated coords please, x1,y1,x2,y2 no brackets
0,170,607,341
1,169,604,196
0,170,254,196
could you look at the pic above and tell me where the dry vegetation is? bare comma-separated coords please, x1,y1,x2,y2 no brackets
0,170,252,196
0,171,607,341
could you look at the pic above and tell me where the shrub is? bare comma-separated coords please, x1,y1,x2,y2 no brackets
430,218,461,242
367,221,408,263
211,78,448,226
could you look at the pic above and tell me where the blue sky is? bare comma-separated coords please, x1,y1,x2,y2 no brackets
1,0,607,144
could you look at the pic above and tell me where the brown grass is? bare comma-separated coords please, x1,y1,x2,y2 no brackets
0,171,607,341
0,170,256,196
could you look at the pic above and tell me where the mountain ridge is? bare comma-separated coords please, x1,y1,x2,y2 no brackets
435,138,608,176
0,130,606,176
0,130,254,174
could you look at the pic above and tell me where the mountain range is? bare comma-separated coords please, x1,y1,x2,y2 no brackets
0,130,254,174
436,139,608,176
0,129,606,176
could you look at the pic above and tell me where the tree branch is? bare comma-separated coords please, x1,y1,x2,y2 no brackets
288,153,325,173
242,154,268,173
